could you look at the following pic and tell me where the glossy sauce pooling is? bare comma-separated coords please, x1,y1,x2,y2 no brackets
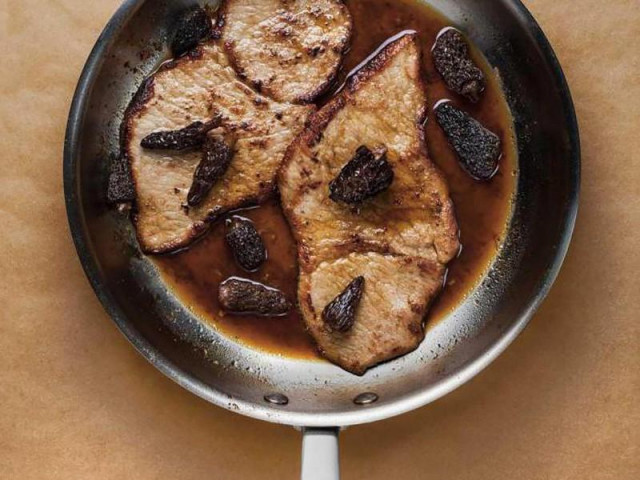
154,0,517,359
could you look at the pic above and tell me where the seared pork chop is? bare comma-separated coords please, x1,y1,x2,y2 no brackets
217,0,352,104
279,34,460,374
124,44,313,254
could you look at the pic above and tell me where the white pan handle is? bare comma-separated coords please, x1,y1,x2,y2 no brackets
301,427,340,480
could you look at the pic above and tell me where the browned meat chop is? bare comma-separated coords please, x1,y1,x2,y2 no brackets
124,43,313,254
217,0,352,104
279,34,460,374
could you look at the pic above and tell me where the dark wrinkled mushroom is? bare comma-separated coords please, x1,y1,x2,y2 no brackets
432,28,485,103
329,146,394,205
435,102,501,181
140,120,218,151
187,136,234,207
171,6,213,57
218,278,291,316
107,153,135,205
225,217,267,271
322,276,365,333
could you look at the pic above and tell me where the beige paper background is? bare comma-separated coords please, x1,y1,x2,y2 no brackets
1,0,638,478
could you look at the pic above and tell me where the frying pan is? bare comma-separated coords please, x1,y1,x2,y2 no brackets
64,0,580,478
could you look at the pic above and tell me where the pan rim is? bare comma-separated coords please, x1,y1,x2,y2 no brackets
63,0,580,427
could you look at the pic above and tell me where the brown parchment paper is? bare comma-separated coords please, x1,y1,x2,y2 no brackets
0,0,638,478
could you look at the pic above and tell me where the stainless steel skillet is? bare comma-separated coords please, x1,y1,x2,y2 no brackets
63,1,580,478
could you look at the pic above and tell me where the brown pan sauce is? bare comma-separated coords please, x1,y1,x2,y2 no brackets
154,0,517,360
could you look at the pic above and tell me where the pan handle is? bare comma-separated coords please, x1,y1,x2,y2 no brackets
301,427,340,480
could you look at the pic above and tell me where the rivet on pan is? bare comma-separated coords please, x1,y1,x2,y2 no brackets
264,393,289,406
353,392,378,405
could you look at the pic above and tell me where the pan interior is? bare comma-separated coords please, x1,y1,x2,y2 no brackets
65,0,579,427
